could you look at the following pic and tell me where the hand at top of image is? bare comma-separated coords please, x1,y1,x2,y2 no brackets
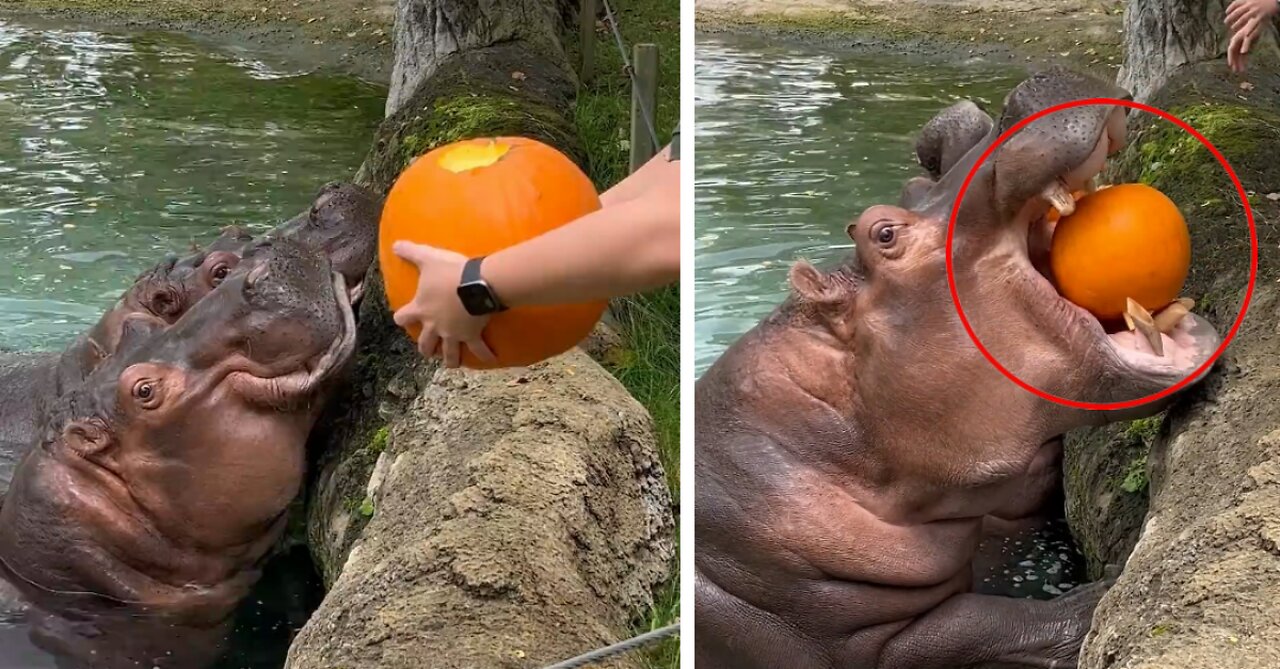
1226,0,1279,72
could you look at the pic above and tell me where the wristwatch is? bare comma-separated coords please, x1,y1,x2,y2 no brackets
456,256,507,316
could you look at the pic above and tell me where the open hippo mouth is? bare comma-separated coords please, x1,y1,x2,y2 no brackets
225,264,357,406
970,69,1222,398
1017,178,1219,387
906,68,1222,404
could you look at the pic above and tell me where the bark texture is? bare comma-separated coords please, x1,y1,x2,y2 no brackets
288,1,675,666
386,0,572,116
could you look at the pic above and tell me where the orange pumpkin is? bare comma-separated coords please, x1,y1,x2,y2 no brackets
379,136,607,369
1049,183,1190,320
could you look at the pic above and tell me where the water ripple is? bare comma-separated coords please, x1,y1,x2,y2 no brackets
694,34,1026,376
0,19,384,352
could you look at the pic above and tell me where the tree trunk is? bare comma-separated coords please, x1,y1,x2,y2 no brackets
1065,3,1280,668
286,1,675,667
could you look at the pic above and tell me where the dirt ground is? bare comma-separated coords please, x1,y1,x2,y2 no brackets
695,0,1126,75
0,0,397,81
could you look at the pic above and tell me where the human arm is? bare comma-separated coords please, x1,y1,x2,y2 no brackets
391,144,681,367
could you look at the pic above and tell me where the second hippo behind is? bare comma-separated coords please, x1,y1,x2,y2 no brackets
695,67,1221,669
62,181,383,386
0,235,360,669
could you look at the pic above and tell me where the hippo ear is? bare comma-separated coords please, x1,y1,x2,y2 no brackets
899,176,937,210
789,261,845,307
62,419,113,457
86,337,107,365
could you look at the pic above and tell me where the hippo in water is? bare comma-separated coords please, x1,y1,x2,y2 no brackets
0,235,360,669
0,182,381,489
58,181,383,388
694,68,1222,669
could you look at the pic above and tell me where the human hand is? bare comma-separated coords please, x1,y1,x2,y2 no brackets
391,241,497,368
1226,0,1277,72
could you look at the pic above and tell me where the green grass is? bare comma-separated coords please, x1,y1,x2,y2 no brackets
570,1,681,666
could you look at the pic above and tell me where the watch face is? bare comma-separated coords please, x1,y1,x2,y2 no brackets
458,282,500,315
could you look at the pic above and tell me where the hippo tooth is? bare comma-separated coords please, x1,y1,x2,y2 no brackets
1154,297,1196,334
1124,297,1164,357
1043,179,1076,218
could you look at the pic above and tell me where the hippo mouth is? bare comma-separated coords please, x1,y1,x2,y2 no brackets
1015,180,1220,390
226,270,358,408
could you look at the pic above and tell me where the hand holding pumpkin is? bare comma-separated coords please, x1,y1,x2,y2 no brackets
391,241,497,368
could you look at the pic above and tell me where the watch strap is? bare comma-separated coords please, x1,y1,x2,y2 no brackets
462,256,485,285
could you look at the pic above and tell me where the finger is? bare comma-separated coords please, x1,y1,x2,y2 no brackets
1226,3,1249,28
418,329,441,359
392,241,439,266
465,336,498,364
393,306,418,328
441,337,461,369
1243,17,1261,51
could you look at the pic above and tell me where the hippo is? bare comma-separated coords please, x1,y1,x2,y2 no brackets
694,67,1222,669
0,235,360,669
58,181,382,388
0,182,382,485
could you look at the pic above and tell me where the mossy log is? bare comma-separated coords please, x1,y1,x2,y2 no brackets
286,1,674,667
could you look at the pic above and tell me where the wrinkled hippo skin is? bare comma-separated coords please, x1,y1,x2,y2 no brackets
0,236,361,669
694,67,1222,669
0,182,382,490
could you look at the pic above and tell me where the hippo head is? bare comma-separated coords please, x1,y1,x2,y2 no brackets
268,181,383,301
791,68,1220,436
61,182,380,387
0,237,356,633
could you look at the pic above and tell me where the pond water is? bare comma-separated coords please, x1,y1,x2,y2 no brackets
694,33,1032,375
0,16,383,669
0,18,384,352
694,33,1087,598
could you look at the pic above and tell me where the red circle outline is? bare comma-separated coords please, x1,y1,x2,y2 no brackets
945,97,1258,410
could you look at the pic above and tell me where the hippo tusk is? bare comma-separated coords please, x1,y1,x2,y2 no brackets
1042,178,1076,218
1154,297,1195,334
1123,297,1164,357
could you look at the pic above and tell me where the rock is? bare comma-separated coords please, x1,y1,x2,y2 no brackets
286,350,674,669
1063,417,1154,579
579,320,625,365
1081,287,1280,669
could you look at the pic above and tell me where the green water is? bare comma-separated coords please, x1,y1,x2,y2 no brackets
0,18,385,351
694,33,1028,375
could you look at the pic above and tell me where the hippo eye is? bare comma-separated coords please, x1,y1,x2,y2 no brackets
211,264,231,285
131,380,165,409
874,224,897,246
